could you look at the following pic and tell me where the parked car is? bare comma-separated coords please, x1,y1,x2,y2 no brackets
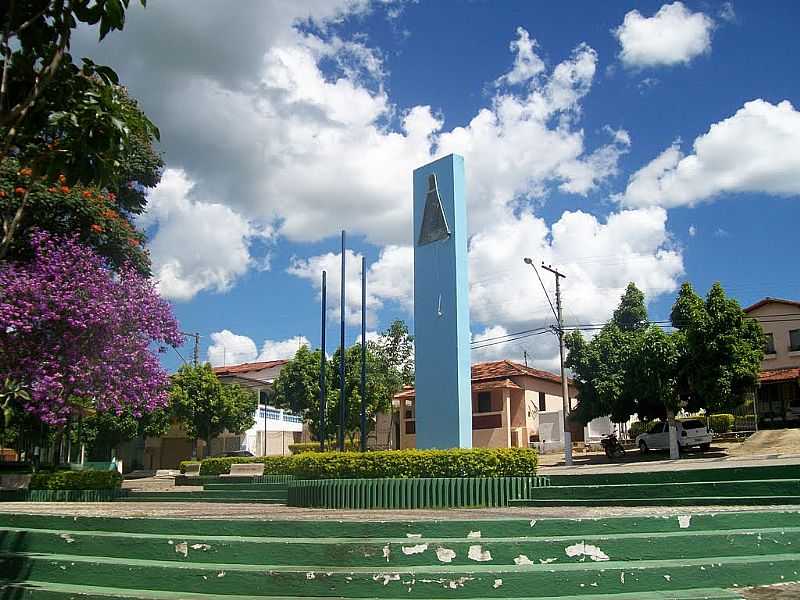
636,418,712,454
214,450,254,458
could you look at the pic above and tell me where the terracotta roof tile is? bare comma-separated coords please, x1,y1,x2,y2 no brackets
471,360,566,385
744,297,800,313
213,360,288,377
759,367,800,383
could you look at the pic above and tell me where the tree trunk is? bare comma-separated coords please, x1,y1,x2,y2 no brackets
667,408,680,460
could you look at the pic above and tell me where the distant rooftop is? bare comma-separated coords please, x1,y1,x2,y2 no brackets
743,297,800,313
213,359,289,377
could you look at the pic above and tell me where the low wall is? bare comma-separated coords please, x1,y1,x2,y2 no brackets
287,476,550,509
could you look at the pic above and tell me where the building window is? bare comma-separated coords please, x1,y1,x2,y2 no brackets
538,392,546,412
790,329,800,352
477,392,492,413
764,333,776,354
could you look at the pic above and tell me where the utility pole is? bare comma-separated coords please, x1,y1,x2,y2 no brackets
541,263,573,467
319,271,327,452
523,350,528,367
193,333,200,366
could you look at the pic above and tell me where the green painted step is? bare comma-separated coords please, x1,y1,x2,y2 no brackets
510,496,800,507
202,483,289,491
529,480,800,500
0,526,798,567
1,511,799,539
117,496,285,504
547,465,800,487
2,552,797,598
0,581,746,600
127,491,286,500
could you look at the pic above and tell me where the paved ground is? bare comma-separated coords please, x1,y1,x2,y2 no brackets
740,583,800,599
539,445,800,474
0,501,798,520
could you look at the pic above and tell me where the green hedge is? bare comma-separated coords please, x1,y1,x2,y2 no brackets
288,441,360,454
29,470,122,490
181,448,537,479
708,413,735,433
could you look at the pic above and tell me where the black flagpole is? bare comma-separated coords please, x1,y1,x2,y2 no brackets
360,256,367,452
319,270,327,452
338,230,346,452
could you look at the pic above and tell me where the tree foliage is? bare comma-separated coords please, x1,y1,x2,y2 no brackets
0,231,181,425
169,363,258,456
0,0,161,264
567,281,763,428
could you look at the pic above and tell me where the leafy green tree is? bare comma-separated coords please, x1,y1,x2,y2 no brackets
372,319,415,387
671,282,764,414
169,364,257,459
612,283,649,332
82,407,170,461
0,0,160,265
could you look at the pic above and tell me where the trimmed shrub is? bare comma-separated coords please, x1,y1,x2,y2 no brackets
708,413,735,433
29,470,122,490
288,441,359,454
183,447,538,479
628,420,650,440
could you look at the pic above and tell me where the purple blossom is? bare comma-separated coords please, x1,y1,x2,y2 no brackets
0,231,183,425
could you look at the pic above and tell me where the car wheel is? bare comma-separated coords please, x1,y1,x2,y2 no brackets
639,440,649,454
699,443,711,451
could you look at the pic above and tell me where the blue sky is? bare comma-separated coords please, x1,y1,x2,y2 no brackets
75,1,800,372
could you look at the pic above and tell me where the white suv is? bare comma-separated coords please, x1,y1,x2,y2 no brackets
636,418,712,454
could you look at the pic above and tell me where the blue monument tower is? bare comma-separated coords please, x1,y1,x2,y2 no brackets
412,154,471,449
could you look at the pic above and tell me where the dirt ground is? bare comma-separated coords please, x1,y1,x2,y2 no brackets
727,429,800,456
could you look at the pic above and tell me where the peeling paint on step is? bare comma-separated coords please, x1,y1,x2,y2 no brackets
436,547,456,563
59,533,75,543
174,542,188,558
190,543,211,551
402,544,428,555
216,571,225,578
493,579,503,589
468,545,492,562
539,557,557,564
306,572,316,580
382,545,391,562
444,576,474,589
564,541,609,562
373,573,400,586
529,519,537,527
514,555,533,566
620,572,625,584
678,515,692,529
406,533,422,538
467,530,481,538
664,574,672,582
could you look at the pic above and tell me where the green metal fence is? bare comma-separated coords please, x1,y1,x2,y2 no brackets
0,489,129,502
287,476,549,509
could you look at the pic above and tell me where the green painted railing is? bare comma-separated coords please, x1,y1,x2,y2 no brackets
175,473,295,486
287,476,549,509
0,489,129,502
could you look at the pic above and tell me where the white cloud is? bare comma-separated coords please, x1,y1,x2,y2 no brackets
207,331,312,366
496,27,545,86
719,2,736,23
287,245,413,326
142,169,272,301
619,99,800,209
258,336,312,361
688,225,697,237
614,2,714,68
207,330,258,367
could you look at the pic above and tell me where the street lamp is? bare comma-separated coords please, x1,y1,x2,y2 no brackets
523,257,573,466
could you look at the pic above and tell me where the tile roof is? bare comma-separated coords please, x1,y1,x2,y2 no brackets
472,378,523,392
471,360,566,385
744,297,800,313
759,367,800,383
213,360,289,377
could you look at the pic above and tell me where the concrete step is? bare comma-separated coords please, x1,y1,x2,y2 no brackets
0,581,746,599
2,551,796,597
1,512,798,539
528,480,800,500
546,465,800,487
510,496,800,507
0,526,797,567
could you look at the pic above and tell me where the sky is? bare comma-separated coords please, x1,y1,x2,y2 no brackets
73,1,800,373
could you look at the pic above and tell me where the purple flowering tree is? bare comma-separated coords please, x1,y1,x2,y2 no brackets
0,231,182,425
